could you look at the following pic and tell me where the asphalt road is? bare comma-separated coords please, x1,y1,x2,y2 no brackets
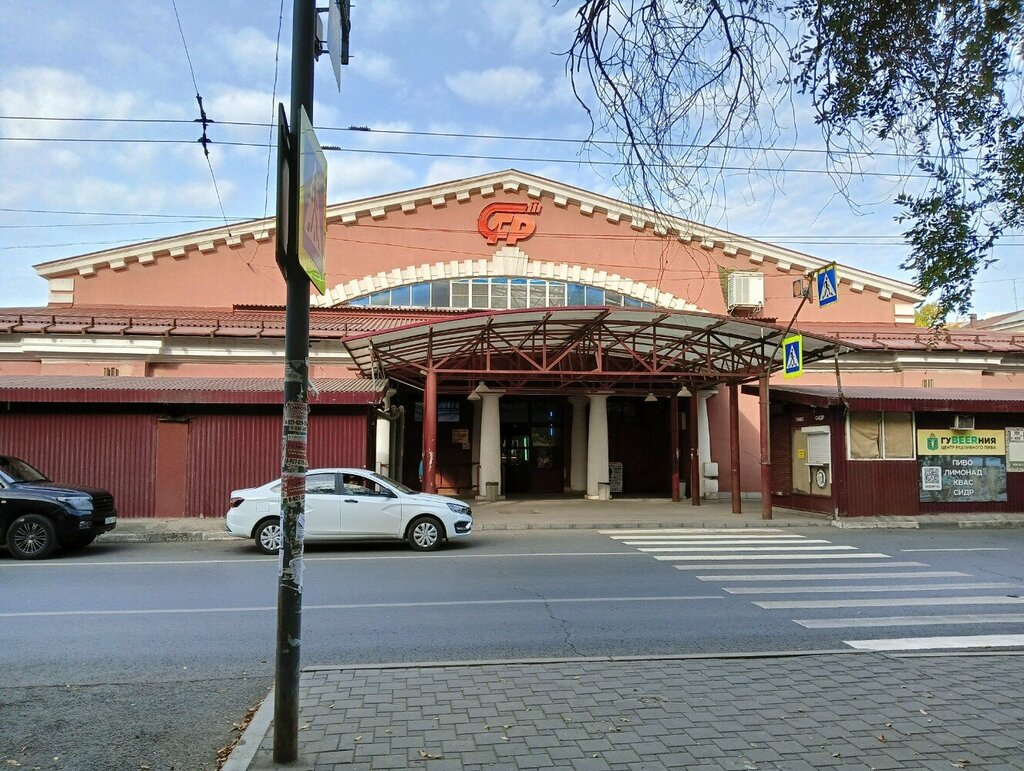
2,526,1023,769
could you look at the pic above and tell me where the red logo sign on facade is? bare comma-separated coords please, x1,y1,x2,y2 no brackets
477,202,542,245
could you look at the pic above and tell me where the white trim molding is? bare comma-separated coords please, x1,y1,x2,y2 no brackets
313,248,708,313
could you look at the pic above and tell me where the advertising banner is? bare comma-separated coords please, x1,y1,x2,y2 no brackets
919,455,1007,503
916,429,1005,456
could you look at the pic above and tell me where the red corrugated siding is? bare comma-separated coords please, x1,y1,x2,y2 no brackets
844,461,919,516
185,410,369,518
0,411,157,518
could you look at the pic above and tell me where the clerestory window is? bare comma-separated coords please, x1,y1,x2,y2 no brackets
345,277,651,310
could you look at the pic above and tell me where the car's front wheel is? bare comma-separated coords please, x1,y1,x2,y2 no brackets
6,514,58,560
254,518,282,555
407,516,444,551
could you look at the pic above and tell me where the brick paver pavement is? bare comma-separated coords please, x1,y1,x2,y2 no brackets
244,652,1024,770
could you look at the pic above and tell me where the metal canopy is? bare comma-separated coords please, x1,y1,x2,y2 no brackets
342,307,850,395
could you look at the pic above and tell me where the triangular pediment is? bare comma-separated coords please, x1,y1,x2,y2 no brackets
33,168,921,305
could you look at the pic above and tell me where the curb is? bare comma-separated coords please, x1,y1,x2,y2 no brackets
221,692,275,771
105,520,831,543
105,517,1024,542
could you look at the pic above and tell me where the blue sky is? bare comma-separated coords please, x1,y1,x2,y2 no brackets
2,0,1022,316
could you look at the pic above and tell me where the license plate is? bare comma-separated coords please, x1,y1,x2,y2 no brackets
104,516,116,525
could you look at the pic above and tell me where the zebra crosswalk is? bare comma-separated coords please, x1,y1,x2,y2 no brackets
600,528,1024,652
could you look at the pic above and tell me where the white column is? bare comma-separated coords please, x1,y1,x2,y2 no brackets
569,396,588,492
477,391,503,499
374,392,392,475
697,388,717,497
585,393,610,499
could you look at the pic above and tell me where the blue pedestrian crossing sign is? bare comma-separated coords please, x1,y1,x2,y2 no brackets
782,334,803,379
816,263,838,307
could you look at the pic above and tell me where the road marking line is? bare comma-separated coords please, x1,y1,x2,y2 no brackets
905,544,1007,548
600,528,779,534
621,539,831,547
843,634,1024,651
702,572,969,581
0,552,647,568
797,613,1024,629
756,596,1024,609
676,561,924,570
602,532,802,536
639,545,856,553
726,582,1021,595
0,595,725,619
658,553,893,561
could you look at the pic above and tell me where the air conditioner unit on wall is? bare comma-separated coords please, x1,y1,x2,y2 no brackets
727,272,765,311
952,414,975,431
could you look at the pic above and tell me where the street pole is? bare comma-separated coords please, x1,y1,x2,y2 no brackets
274,0,316,763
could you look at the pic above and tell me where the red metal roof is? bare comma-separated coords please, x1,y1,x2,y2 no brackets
343,307,850,394
747,384,1024,412
0,376,379,405
794,322,1024,353
0,305,453,340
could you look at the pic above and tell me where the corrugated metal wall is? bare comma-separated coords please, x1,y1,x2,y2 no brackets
185,409,368,518
0,410,158,518
845,461,919,516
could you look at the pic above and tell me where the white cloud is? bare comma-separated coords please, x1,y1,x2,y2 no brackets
355,51,401,85
326,156,416,202
445,67,544,109
206,87,277,127
223,27,282,78
483,0,578,54
423,159,499,186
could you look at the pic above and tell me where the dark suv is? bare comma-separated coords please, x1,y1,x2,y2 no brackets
0,456,117,559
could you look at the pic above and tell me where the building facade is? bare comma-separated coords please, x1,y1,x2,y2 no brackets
1,170,1021,517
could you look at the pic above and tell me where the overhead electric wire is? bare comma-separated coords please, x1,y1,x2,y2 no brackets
0,134,946,180
170,0,231,232
0,114,985,163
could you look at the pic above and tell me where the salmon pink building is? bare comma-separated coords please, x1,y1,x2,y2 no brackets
1,170,1022,518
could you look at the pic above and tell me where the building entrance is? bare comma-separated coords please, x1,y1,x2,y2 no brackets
501,398,565,494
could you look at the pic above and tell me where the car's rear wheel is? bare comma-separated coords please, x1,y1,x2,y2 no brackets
254,518,282,555
407,516,444,551
6,514,58,560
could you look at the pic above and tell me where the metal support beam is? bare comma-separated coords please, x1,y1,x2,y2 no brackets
422,369,438,493
670,393,680,503
689,391,700,506
729,383,741,514
759,374,772,520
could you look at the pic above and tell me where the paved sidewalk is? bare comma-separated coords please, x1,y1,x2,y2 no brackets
228,651,1024,770
105,498,1024,543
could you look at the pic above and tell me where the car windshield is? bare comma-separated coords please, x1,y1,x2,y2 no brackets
369,471,414,494
0,456,49,483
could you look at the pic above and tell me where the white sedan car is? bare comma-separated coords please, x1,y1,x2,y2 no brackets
226,468,473,553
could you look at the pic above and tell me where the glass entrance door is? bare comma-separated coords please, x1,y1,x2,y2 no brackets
501,399,564,494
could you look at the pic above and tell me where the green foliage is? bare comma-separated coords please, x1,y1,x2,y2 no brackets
914,301,942,327
565,0,1024,319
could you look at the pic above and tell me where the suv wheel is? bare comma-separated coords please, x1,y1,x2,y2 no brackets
7,514,58,560
407,516,443,551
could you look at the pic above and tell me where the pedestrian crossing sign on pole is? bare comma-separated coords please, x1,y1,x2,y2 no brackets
782,334,803,379
816,263,838,307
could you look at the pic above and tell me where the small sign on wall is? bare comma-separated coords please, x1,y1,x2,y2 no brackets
608,461,624,493
1007,427,1024,472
